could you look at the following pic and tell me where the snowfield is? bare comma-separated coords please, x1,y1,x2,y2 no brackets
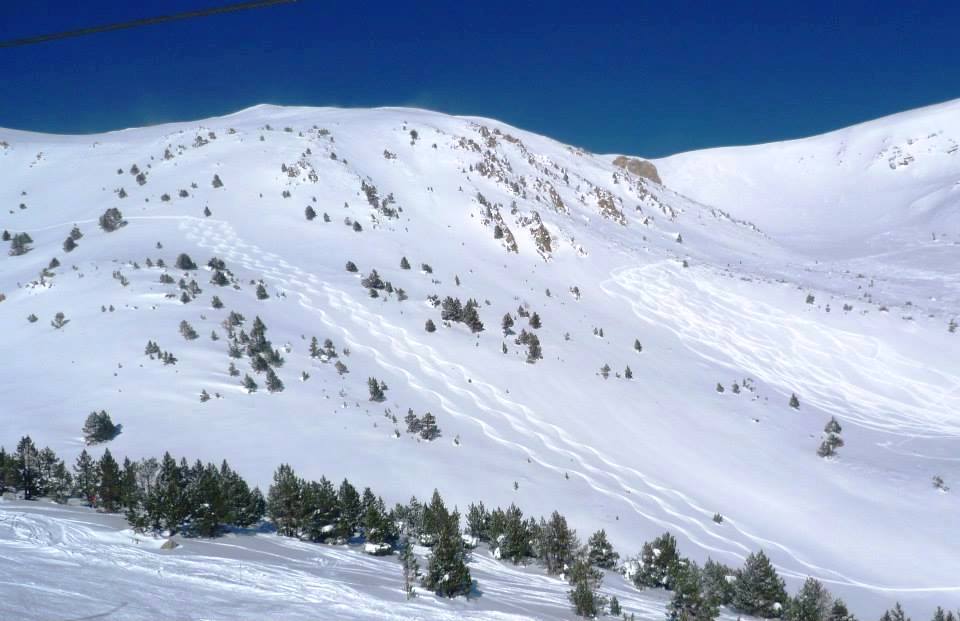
0,498,679,621
1,100,958,619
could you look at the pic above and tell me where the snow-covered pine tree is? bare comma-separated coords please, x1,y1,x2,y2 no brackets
538,510,579,575
422,492,472,597
634,531,682,589
667,560,718,621
587,528,620,569
784,577,833,621
732,550,787,618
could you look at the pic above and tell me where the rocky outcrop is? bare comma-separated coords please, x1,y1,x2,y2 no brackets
612,156,661,185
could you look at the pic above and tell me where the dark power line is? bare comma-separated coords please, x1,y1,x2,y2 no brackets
0,0,298,49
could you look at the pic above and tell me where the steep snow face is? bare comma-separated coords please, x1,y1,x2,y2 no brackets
654,98,960,254
0,104,958,618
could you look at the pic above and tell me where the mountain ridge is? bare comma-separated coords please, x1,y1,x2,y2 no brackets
1,101,957,619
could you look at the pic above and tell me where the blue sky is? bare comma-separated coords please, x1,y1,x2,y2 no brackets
1,0,957,156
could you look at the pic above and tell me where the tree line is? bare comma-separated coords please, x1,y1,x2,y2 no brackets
0,436,953,621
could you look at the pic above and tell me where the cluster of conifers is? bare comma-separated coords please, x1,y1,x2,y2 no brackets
0,437,948,621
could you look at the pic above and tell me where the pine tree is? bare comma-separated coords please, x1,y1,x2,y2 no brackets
256,283,269,300
48,460,73,504
401,538,420,598
363,495,395,545
175,253,197,270
73,449,98,506
267,464,303,537
500,503,534,563
817,434,844,458
529,312,542,329
824,417,842,434
419,412,440,440
425,319,436,333
302,476,339,542
179,320,198,340
569,577,599,618
336,479,362,540
462,301,484,333
624,366,633,379
51,311,69,329
701,558,735,606
15,437,40,500
147,452,189,534
98,208,127,232
790,393,800,409
502,313,515,334
400,256,411,269
63,236,77,252
785,577,832,621
189,463,227,537
667,561,718,621
610,595,622,615
9,232,34,256
422,493,472,597
441,296,463,322
309,336,321,358
466,501,489,539
368,377,386,402
265,367,285,393
83,410,119,444
242,374,258,393
634,532,682,589
826,599,857,621
211,270,229,286
567,555,603,617
539,510,579,575
97,449,122,512
587,528,620,569
732,550,787,618
879,603,909,621
305,206,317,220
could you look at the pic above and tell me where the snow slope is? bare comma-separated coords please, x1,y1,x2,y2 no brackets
0,498,692,621
654,98,960,254
1,102,958,618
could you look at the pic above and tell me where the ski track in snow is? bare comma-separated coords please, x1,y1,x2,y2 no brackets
146,215,958,596
0,505,545,621
1,501,743,621
16,215,955,594
600,263,960,439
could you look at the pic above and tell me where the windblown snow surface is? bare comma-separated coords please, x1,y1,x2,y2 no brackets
1,100,958,619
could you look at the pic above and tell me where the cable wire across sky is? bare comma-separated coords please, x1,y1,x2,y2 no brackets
0,0,298,48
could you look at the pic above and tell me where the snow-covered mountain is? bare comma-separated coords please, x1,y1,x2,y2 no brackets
1,101,958,620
